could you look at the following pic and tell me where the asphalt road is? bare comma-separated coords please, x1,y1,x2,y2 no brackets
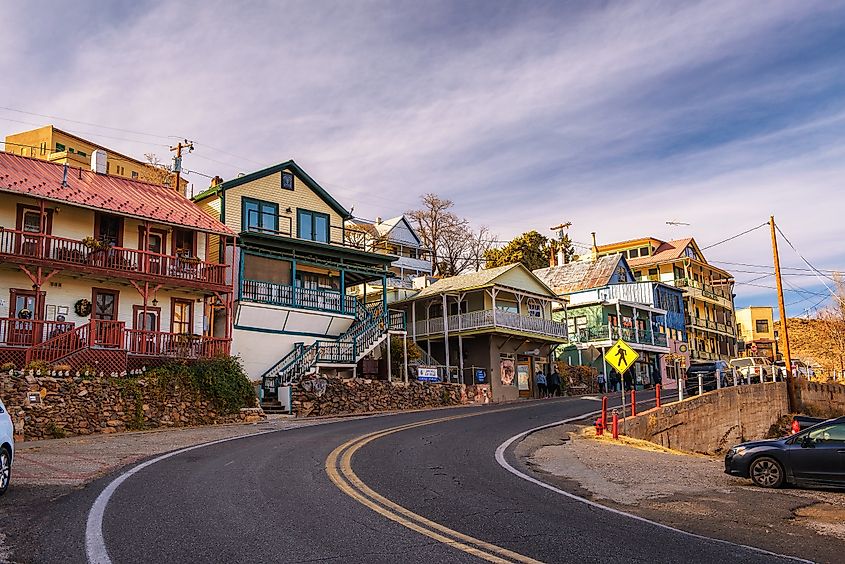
24,394,803,563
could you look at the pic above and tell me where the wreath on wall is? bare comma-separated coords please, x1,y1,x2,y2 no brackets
74,298,92,317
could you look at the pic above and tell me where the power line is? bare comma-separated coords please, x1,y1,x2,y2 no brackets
0,106,182,140
700,222,768,250
775,224,845,305
710,260,842,274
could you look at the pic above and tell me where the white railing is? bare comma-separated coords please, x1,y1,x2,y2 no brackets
414,309,568,339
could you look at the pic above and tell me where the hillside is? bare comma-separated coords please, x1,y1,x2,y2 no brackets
776,318,845,377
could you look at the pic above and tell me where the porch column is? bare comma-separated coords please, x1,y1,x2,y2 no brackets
411,301,417,340
382,272,388,313
142,282,149,354
403,333,409,384
633,307,639,343
491,288,498,326
648,310,655,345
614,301,622,340
443,293,450,382
340,270,346,314
387,335,392,382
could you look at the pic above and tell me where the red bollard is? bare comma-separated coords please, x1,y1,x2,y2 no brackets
595,418,604,436
601,395,608,430
612,412,619,439
630,389,637,416
656,384,662,408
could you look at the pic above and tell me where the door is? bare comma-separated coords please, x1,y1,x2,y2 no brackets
92,288,120,347
140,228,166,275
16,205,51,258
170,299,195,357
131,305,160,354
788,422,845,483
8,289,41,346
517,360,531,398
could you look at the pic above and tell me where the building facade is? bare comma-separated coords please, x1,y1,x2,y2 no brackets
0,151,234,373
4,125,187,193
594,237,737,362
735,306,777,360
535,254,687,390
348,216,433,304
192,160,404,408
398,263,569,402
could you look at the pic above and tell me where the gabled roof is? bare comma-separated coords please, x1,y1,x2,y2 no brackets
408,263,556,300
627,237,700,267
0,151,234,235
192,159,351,219
373,216,422,246
533,254,631,295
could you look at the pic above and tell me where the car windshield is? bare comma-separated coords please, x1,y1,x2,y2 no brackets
807,423,845,442
688,364,714,373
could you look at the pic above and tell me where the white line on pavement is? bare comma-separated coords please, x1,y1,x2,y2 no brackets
494,415,813,564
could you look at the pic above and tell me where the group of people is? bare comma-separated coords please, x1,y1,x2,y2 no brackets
535,369,562,398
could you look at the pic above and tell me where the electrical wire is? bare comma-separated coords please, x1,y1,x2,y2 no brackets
710,260,842,274
775,224,845,305
700,222,768,250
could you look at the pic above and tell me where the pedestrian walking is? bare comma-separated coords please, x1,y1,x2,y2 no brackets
535,370,547,398
548,369,561,397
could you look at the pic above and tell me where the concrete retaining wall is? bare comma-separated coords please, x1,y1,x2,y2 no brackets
799,381,845,417
624,382,789,454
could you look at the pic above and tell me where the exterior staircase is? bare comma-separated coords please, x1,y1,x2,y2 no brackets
260,300,406,408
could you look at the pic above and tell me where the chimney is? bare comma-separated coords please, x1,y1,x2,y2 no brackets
549,245,556,268
591,232,598,260
210,175,223,188
91,150,107,174
375,216,382,224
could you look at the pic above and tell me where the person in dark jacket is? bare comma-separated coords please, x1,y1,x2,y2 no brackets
548,370,561,397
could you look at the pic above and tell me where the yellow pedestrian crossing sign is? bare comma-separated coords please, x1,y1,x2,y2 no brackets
605,339,639,375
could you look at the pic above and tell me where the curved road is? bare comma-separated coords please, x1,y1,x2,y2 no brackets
32,395,800,563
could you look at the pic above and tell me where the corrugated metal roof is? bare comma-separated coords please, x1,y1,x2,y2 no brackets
0,151,233,235
533,254,625,294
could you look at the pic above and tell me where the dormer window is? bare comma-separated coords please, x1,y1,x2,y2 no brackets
281,171,294,191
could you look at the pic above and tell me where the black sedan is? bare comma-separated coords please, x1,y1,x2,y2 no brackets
725,416,845,488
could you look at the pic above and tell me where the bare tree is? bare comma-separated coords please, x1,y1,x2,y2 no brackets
140,153,175,188
467,225,496,272
815,274,845,375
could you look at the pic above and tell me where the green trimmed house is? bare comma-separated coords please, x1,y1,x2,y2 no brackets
193,161,405,409
396,264,569,402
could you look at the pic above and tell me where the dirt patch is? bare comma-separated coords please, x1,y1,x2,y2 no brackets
518,424,845,564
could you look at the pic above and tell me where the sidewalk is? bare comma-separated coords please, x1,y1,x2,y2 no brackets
12,416,342,486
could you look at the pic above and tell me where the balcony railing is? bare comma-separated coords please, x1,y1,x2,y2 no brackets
685,315,736,336
0,318,75,347
569,324,669,348
240,279,358,315
125,330,230,358
672,278,733,307
0,229,228,287
413,309,568,340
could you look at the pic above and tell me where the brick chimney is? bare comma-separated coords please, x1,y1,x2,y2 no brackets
210,175,223,188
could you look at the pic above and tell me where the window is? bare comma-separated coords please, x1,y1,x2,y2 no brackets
648,268,659,281
281,171,294,190
21,209,42,233
171,299,193,335
807,423,845,443
633,270,642,279
639,246,650,256
131,171,139,179
55,142,65,152
297,209,330,243
68,147,75,154
242,198,279,233
755,319,769,333
527,299,542,318
39,142,47,155
628,248,639,258
173,229,196,257
95,213,123,247
78,151,87,158
496,301,519,314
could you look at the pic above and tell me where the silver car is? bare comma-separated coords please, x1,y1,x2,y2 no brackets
0,398,13,496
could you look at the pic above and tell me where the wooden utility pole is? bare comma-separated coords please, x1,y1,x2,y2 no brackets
770,215,797,412
169,139,194,195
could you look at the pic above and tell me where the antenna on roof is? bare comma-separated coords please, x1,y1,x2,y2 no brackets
666,220,690,226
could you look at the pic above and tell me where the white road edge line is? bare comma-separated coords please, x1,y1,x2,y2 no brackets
494,413,814,564
85,428,285,564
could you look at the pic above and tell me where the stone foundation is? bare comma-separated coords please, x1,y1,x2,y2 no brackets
292,377,468,417
0,371,265,441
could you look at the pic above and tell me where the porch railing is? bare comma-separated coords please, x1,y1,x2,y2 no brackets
0,229,228,286
569,324,669,348
125,330,231,358
0,318,75,347
413,309,568,339
240,279,357,315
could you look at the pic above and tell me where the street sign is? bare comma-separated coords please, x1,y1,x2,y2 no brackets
583,345,601,363
604,339,640,375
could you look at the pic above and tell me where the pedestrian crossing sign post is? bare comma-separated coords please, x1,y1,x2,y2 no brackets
604,339,639,375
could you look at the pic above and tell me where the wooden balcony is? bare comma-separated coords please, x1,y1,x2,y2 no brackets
0,229,229,291
569,324,669,348
240,279,358,315
413,309,568,341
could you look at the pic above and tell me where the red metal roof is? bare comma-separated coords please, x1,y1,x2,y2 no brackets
0,151,233,235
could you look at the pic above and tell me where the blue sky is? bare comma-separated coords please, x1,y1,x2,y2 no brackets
2,0,844,317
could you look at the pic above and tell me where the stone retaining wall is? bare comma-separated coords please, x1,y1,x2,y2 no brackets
0,371,264,441
292,378,468,417
799,381,845,418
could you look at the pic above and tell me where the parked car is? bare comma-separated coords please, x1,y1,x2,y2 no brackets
729,357,772,381
0,398,13,496
684,361,730,395
725,416,845,488
773,360,814,379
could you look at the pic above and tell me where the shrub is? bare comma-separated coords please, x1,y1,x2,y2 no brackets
24,359,52,374
0,361,15,373
147,356,256,415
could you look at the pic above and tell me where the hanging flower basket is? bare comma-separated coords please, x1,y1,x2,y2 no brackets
74,298,92,317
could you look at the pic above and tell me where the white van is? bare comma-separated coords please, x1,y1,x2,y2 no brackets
729,357,773,380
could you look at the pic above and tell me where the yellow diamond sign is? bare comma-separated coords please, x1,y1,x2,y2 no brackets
604,339,639,375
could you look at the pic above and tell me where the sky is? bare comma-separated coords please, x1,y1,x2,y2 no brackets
2,0,844,317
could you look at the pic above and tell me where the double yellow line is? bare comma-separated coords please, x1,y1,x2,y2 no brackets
325,410,543,563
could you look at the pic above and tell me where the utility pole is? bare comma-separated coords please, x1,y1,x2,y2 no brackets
770,215,797,412
550,222,572,265
170,139,194,195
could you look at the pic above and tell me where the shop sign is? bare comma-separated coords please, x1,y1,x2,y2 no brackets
417,367,440,382
475,368,487,383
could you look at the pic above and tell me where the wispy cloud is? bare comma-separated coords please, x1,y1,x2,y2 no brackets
1,0,844,315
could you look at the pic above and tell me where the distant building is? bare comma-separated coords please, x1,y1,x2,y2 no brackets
4,125,187,194
534,254,687,390
348,216,432,303
735,306,777,360
594,236,737,362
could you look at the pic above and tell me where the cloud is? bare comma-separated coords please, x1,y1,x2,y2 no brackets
1,0,843,315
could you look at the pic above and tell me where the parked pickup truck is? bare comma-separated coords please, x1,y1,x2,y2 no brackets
729,357,772,380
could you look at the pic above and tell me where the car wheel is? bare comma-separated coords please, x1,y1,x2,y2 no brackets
749,456,784,488
0,446,10,495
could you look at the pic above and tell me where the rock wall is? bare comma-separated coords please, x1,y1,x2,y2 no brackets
292,378,468,417
0,371,264,441
799,381,845,417
623,382,789,454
